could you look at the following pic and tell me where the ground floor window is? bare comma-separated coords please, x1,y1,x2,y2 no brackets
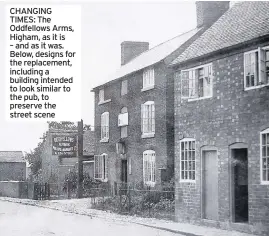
180,138,196,182
94,154,108,181
143,150,156,186
261,129,269,183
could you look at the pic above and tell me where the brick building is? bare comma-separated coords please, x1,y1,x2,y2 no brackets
0,151,26,181
91,2,229,186
170,2,269,235
41,128,95,183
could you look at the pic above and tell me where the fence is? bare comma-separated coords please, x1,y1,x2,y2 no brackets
30,181,175,221
87,182,175,221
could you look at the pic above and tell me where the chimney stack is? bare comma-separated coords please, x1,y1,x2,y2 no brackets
196,1,230,28
121,41,149,65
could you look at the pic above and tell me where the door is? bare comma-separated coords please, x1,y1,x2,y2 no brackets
232,149,248,223
202,150,219,220
121,160,127,183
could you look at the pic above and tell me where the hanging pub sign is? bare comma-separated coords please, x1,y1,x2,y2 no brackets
52,135,77,157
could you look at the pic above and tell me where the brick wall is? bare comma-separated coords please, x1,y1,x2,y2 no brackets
94,61,174,185
0,162,26,181
174,43,269,235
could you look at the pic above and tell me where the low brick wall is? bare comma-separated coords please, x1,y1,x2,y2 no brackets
0,181,28,198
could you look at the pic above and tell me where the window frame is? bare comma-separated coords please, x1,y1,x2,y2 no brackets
100,112,109,142
120,107,128,138
180,63,213,101
143,150,156,187
94,153,108,182
244,46,269,91
260,128,269,185
121,80,128,96
141,101,155,138
179,138,196,183
142,67,155,91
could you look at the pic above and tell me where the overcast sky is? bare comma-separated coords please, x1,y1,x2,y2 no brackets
0,1,196,152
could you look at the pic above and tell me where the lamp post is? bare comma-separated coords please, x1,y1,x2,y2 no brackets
77,119,83,198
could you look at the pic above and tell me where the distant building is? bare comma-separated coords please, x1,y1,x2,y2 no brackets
0,151,26,181
40,128,95,183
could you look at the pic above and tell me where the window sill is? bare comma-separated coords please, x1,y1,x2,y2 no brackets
141,85,155,92
141,133,155,139
187,96,212,102
98,99,111,105
179,180,196,183
260,181,269,185
244,84,269,91
100,138,109,143
95,178,108,182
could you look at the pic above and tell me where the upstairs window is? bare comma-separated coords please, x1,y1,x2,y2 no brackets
180,64,213,100
261,128,269,184
101,112,109,142
94,153,108,181
143,67,155,90
119,107,128,138
99,89,104,103
143,150,156,187
121,80,128,96
244,47,269,89
180,138,196,182
141,101,155,136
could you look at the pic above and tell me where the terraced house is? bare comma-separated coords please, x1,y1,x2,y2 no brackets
170,2,269,235
91,2,229,187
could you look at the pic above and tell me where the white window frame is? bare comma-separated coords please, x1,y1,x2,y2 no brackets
119,107,128,138
141,101,155,138
121,80,128,96
98,88,111,105
100,112,109,142
94,153,108,182
180,63,213,101
244,46,269,91
143,150,156,187
260,128,269,185
179,138,196,183
142,67,155,91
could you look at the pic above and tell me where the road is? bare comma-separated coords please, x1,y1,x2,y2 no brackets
0,200,181,236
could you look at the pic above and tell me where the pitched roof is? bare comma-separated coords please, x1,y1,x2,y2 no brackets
93,27,201,89
171,2,269,65
83,130,94,156
0,151,25,163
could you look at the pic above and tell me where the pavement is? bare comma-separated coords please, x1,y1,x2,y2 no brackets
0,197,257,236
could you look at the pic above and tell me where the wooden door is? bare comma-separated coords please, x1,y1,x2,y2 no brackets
202,150,218,220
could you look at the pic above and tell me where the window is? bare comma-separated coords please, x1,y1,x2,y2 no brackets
119,107,128,138
99,89,104,103
143,67,155,90
180,64,213,100
101,112,109,142
261,129,269,184
143,150,156,186
244,47,269,89
121,80,128,96
141,101,155,137
180,138,196,182
94,153,108,181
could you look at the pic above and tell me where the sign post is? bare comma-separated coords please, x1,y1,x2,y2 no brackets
77,119,83,198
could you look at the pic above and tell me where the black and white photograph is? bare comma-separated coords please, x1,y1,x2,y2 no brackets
0,1,269,235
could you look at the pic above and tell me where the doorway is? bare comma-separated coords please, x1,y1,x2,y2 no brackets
121,160,127,183
232,148,248,223
202,150,219,220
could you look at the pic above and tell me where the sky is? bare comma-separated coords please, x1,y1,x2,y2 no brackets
0,1,196,152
